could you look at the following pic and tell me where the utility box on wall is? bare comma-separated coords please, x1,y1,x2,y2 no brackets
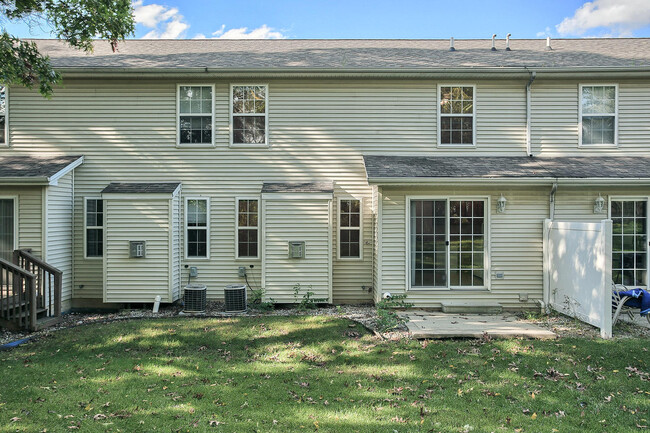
288,241,305,259
129,241,146,258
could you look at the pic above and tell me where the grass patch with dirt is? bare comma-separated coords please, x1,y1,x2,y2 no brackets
0,316,648,432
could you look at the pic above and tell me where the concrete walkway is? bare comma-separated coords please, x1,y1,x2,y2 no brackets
399,310,557,339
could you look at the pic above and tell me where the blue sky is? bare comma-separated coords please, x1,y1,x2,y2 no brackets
5,0,650,39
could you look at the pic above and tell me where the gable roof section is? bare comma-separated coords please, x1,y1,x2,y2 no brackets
0,154,83,185
29,38,650,72
363,155,650,184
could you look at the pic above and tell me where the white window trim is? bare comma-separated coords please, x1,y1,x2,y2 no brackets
0,195,18,254
578,83,619,148
176,84,215,148
229,83,269,148
1,85,8,147
84,197,103,260
437,84,477,148
405,195,491,291
235,196,260,260
608,195,649,288
337,197,363,261
184,196,210,260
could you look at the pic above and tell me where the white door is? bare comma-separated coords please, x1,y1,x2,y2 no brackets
0,199,14,261
611,199,648,287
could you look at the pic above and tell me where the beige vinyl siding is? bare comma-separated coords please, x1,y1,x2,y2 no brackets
263,197,331,303
554,186,650,222
171,192,181,300
379,186,548,309
103,199,171,303
531,80,650,155
5,77,650,305
1,186,43,257
45,172,74,309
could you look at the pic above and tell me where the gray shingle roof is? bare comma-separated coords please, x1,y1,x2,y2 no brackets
102,182,181,194
29,38,650,70
0,155,83,179
261,181,334,193
363,156,650,180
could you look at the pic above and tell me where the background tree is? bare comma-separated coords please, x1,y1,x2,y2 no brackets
1,0,135,96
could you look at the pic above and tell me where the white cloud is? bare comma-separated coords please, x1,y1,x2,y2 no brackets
133,0,189,39
556,0,650,36
536,27,552,38
211,24,285,39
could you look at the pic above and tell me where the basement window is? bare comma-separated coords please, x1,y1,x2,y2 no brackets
186,198,209,258
580,85,617,146
85,198,103,258
231,85,268,146
237,198,259,258
339,199,362,259
439,85,475,146
178,85,214,145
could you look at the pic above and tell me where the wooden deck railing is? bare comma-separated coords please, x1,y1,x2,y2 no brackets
0,257,37,331
13,249,62,321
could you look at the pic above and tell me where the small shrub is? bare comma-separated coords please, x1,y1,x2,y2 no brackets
248,287,275,312
293,283,328,311
375,294,413,332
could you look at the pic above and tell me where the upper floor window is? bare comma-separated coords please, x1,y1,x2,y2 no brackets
178,85,213,145
439,85,475,146
186,198,209,258
580,85,617,146
0,85,6,145
237,198,259,258
232,85,267,145
339,199,361,259
85,198,103,258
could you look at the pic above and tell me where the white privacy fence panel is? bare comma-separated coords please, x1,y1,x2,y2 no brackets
544,219,613,338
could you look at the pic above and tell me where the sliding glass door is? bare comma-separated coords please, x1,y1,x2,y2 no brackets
0,199,15,261
410,198,487,289
611,199,648,287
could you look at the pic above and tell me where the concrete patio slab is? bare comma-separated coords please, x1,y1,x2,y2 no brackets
399,311,557,339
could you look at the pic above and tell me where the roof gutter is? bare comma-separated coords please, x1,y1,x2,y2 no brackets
55,66,650,80
367,177,650,186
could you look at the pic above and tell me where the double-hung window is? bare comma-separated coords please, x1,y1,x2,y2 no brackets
439,85,475,146
178,85,214,145
409,198,487,289
0,85,6,145
237,199,259,258
580,85,617,146
339,199,361,259
231,85,268,145
186,198,209,258
85,199,103,258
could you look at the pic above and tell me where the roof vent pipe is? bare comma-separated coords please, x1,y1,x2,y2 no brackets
546,36,552,50
449,37,456,52
491,34,497,51
506,33,512,51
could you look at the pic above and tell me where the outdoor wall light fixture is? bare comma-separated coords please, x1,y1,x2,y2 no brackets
496,194,507,213
594,194,606,214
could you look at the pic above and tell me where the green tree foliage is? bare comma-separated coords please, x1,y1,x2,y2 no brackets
1,0,135,96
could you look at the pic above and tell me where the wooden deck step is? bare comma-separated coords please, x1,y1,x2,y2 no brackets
441,302,503,314
35,316,62,330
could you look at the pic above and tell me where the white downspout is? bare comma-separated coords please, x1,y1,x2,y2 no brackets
526,71,537,157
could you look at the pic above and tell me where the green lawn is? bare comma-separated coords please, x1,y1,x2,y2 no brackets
0,316,648,432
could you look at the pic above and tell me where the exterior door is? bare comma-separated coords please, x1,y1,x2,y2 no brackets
611,199,648,287
409,198,486,289
0,199,15,261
